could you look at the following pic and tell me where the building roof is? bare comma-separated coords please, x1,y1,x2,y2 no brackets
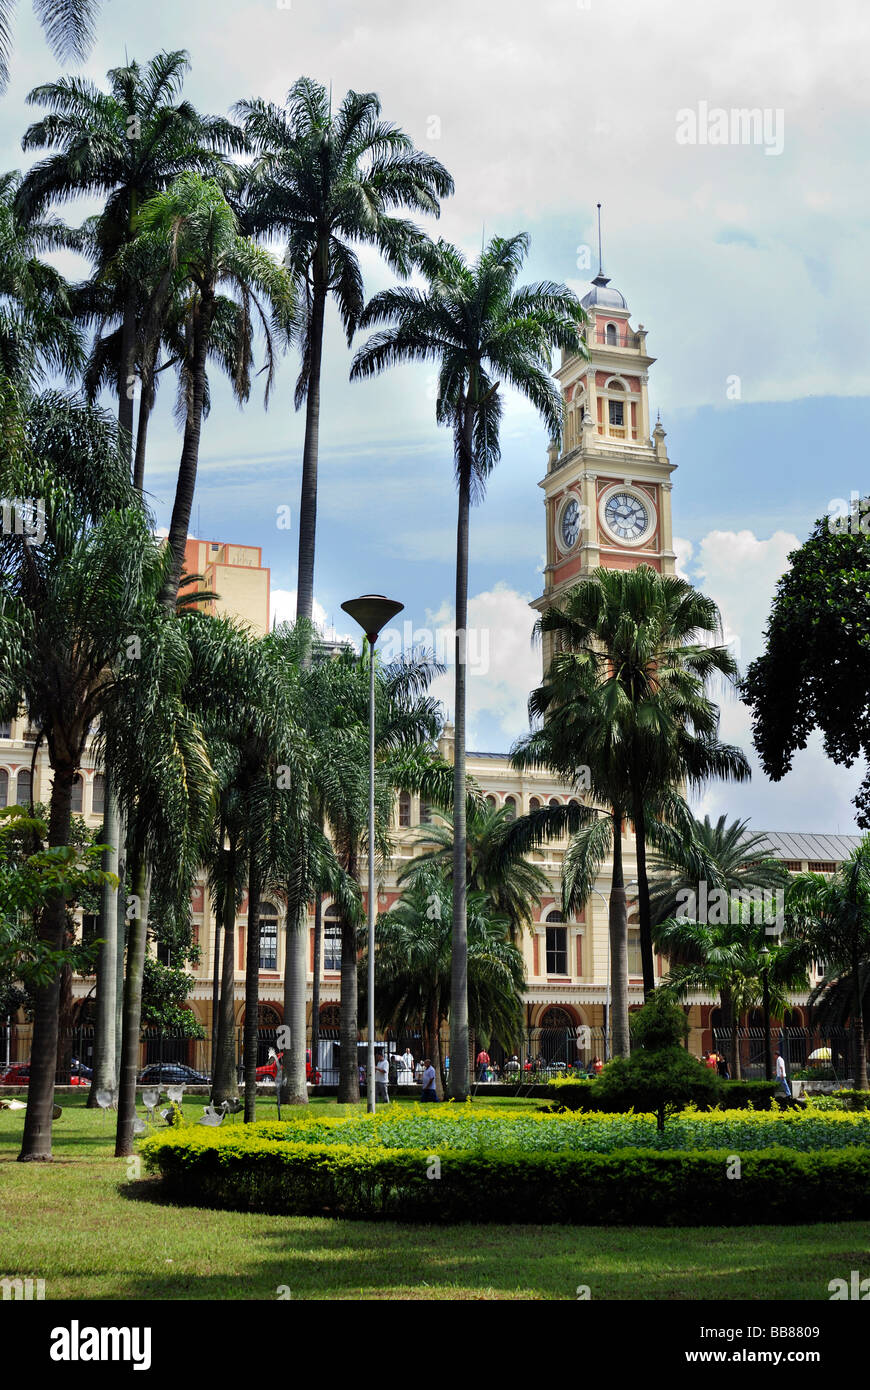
580,272,628,311
755,831,863,863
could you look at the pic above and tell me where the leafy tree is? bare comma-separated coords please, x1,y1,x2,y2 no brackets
742,502,870,826
236,78,454,627
351,233,584,1097
140,956,204,1035
787,844,870,1089
591,990,720,1132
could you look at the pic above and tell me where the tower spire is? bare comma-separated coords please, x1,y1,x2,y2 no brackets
596,202,603,276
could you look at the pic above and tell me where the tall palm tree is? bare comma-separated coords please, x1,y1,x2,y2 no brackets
0,391,164,1160
536,566,750,996
400,804,549,942
351,233,585,1097
0,0,101,92
362,866,525,1098
16,50,245,461
787,844,870,1089
235,78,454,627
133,173,296,603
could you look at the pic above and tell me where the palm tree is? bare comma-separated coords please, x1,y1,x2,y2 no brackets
16,50,245,461
536,566,750,997
351,233,585,1097
0,391,165,1160
654,913,807,1079
0,170,84,387
362,866,525,1097
648,813,790,1077
295,641,455,1104
787,845,870,1089
235,78,454,628
400,803,549,942
133,173,296,604
0,0,101,92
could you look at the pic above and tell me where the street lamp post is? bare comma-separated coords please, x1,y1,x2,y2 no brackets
341,594,403,1115
588,888,610,1059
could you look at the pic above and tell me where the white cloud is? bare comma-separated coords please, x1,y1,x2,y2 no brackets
269,588,358,647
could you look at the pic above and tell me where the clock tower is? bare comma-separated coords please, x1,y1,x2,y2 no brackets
533,263,677,663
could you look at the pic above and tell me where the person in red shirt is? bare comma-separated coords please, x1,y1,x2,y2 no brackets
476,1048,490,1082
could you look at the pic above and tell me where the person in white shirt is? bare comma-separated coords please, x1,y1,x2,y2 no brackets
375,1053,390,1104
420,1058,438,1100
776,1052,791,1098
400,1048,415,1084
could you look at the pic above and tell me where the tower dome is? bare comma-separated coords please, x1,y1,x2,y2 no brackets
581,271,628,311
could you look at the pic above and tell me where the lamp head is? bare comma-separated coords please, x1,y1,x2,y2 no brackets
341,593,404,644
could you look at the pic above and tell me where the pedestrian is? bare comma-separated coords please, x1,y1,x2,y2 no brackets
375,1052,390,1104
776,1052,791,1098
476,1046,491,1082
388,1053,398,1088
591,1055,603,1075
420,1057,438,1101
400,1046,415,1084
716,1051,730,1080
704,1051,718,1071
358,1061,366,1096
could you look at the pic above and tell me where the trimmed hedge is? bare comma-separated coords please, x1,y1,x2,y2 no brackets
139,1126,870,1225
810,1090,870,1112
546,1077,781,1113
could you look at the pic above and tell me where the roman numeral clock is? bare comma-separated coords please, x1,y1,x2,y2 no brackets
532,260,678,671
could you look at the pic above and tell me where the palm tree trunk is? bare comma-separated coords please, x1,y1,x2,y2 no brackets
310,891,322,1084
113,815,127,1087
281,897,310,1106
852,945,868,1090
429,1002,444,1100
762,967,773,1081
213,843,240,1105
295,274,327,627
243,853,262,1123
132,391,152,494
18,768,75,1161
448,426,473,1101
117,289,137,465
87,768,121,1106
609,812,630,1058
160,292,213,607
723,986,740,1080
210,917,222,1080
114,843,149,1157
631,787,656,998
338,913,360,1104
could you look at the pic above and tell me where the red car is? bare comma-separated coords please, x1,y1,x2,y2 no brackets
255,1051,320,1085
0,1064,87,1087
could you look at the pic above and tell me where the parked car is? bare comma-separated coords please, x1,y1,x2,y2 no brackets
255,1050,320,1085
137,1063,210,1086
0,1063,87,1087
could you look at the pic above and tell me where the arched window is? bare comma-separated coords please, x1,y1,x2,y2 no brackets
605,322,618,345
546,908,565,922
0,769,7,807
568,797,580,807
323,905,342,973
319,1003,341,1032
398,791,411,828
485,794,497,811
540,1005,574,1030
545,907,567,975
92,774,106,817
259,902,278,971
503,795,516,821
529,796,541,812
70,775,83,814
549,797,561,809
419,800,433,825
16,769,31,805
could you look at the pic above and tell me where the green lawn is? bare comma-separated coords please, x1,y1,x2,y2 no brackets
0,1095,864,1301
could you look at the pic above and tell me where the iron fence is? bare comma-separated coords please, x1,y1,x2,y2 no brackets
711,1025,856,1083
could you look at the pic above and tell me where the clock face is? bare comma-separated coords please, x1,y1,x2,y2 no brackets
603,491,649,542
561,498,582,550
